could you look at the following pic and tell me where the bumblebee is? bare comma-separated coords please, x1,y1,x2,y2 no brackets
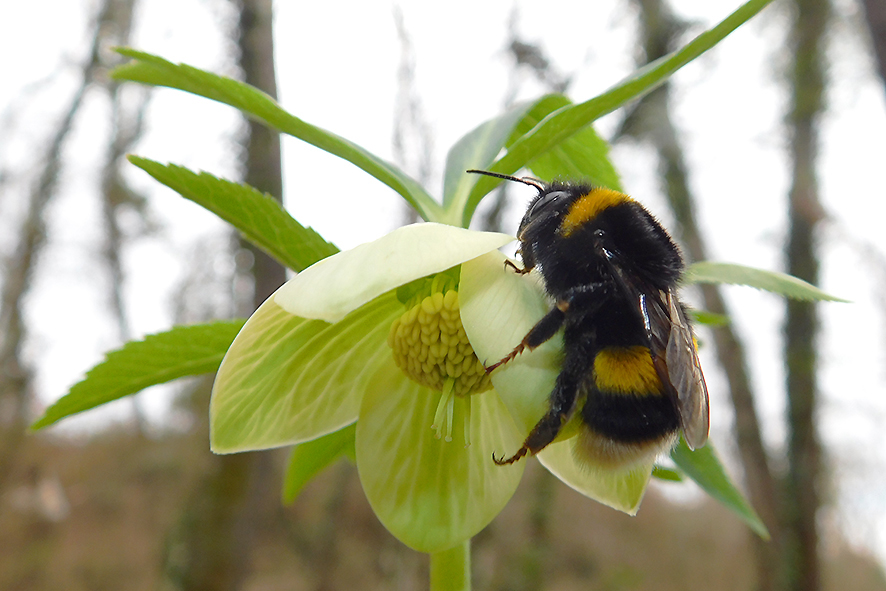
468,169,709,470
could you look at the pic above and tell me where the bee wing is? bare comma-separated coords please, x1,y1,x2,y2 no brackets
602,251,710,450
665,289,710,449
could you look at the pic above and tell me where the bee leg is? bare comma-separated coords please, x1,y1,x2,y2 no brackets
504,245,536,275
486,282,608,374
503,259,532,274
485,305,566,373
493,356,586,465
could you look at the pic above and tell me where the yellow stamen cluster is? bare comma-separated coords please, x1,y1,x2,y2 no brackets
387,288,492,397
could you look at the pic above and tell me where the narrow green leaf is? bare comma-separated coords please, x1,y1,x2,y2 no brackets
457,95,622,225
690,310,731,327
32,321,245,430
441,99,539,215
283,423,356,504
112,49,442,222
652,465,684,482
671,439,769,538
684,261,848,302
509,95,622,192
130,157,338,272
464,0,774,219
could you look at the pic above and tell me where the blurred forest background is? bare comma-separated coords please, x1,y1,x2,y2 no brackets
3,0,886,589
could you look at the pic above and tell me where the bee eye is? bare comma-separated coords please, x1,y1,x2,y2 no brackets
528,190,569,217
594,229,605,239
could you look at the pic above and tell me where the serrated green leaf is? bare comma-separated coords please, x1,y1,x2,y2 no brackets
112,48,443,223
464,0,774,221
671,439,769,538
283,423,356,504
130,157,337,272
32,321,245,430
684,261,847,302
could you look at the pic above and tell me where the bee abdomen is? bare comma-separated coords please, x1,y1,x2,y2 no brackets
581,389,679,444
591,346,662,397
574,346,680,469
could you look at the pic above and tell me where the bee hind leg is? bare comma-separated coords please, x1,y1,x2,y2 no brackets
493,410,565,465
494,358,585,464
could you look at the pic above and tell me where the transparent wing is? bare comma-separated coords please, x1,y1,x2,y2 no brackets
601,249,710,449
665,289,710,449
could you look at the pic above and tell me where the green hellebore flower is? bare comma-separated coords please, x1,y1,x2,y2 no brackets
210,223,524,553
210,222,654,554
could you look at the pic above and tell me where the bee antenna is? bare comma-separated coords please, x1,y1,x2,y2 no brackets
466,169,545,192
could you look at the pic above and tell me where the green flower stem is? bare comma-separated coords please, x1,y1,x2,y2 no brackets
430,541,471,591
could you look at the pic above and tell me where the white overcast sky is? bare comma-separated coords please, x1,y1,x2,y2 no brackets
4,0,886,564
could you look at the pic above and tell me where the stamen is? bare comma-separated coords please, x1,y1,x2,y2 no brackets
462,396,472,448
444,388,454,443
390,272,490,446
432,378,456,440
388,278,492,397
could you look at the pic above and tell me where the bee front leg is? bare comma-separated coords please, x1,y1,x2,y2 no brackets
504,244,536,275
486,282,608,374
504,259,532,274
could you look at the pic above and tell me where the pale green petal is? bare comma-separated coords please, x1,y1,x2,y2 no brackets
210,291,401,453
275,223,514,323
459,250,562,432
356,367,524,553
537,440,653,515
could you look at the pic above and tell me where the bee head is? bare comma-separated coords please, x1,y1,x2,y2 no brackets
465,170,683,286
465,169,561,241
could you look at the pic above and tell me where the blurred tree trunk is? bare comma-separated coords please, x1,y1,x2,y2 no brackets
237,0,285,306
0,0,122,487
861,0,886,93
623,1,785,588
165,1,284,589
392,6,433,226
784,0,829,590
98,0,151,435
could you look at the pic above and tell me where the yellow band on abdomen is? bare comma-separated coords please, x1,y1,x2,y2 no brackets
593,346,662,396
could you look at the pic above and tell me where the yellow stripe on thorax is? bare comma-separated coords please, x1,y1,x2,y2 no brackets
593,346,662,396
559,188,631,237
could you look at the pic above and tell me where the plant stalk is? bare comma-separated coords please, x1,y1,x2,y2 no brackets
430,540,471,591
